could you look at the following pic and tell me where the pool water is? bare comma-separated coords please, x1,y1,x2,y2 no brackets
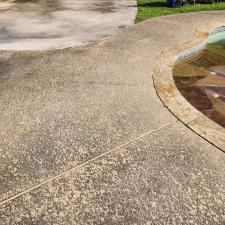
173,28,225,128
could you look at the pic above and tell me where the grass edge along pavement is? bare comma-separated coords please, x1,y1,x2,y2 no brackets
136,0,225,22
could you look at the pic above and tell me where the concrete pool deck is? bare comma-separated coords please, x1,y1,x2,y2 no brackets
0,11,225,224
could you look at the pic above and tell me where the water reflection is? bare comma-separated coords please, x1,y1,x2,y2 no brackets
173,28,225,127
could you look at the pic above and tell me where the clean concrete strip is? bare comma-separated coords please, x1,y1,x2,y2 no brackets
0,0,137,50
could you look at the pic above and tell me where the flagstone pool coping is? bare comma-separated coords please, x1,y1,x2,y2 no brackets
153,22,225,152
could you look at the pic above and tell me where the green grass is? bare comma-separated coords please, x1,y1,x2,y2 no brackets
136,0,225,22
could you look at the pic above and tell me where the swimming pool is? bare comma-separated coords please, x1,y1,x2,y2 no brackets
173,27,225,128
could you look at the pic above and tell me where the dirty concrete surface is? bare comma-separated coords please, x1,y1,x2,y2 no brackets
0,10,225,225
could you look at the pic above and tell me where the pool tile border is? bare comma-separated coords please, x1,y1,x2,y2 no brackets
153,22,225,152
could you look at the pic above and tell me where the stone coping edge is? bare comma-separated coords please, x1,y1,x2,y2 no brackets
153,22,225,153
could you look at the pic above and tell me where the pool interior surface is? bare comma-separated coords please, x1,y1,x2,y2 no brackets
173,28,225,128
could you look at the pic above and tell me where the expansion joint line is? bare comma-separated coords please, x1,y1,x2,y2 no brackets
0,121,175,206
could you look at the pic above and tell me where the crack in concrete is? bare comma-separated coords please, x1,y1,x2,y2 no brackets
0,121,175,206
